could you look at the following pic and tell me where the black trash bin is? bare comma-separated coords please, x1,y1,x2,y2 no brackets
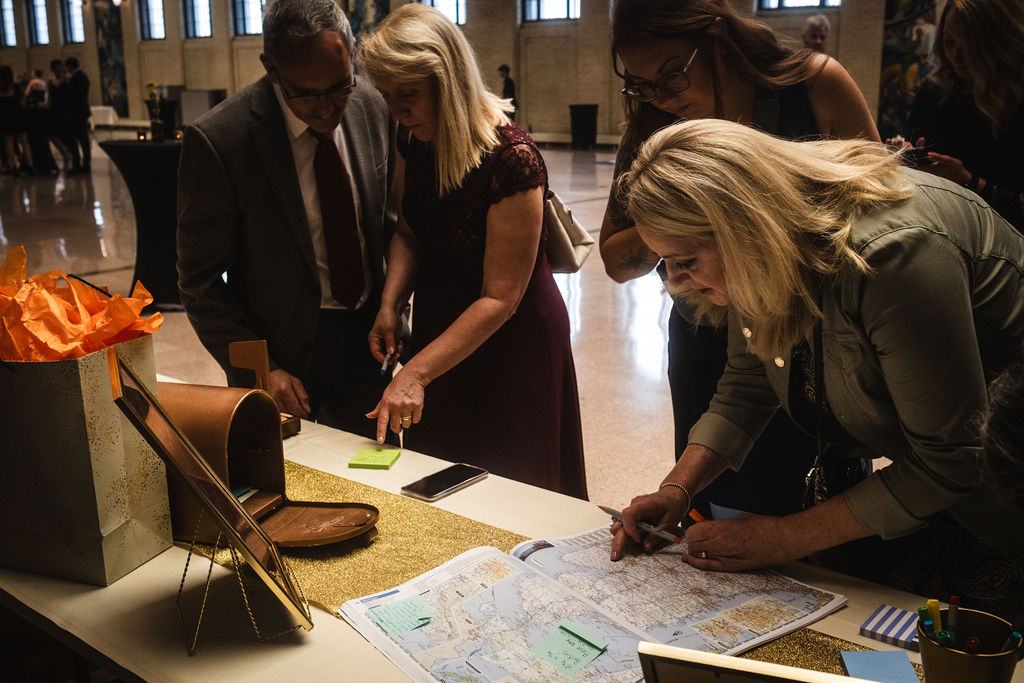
569,104,598,149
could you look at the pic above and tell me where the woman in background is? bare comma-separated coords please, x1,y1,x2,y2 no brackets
903,0,1024,230
613,118,1024,621
357,4,587,498
600,0,878,521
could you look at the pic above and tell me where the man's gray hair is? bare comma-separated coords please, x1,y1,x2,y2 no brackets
263,0,354,66
803,13,831,36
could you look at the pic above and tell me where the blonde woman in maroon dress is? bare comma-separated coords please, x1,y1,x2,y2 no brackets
357,4,587,498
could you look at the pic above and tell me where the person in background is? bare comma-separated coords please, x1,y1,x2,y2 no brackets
900,0,1024,231
0,65,33,176
498,64,517,120
177,0,398,441
47,60,72,172
24,69,58,174
601,0,878,522
63,57,91,174
802,14,830,53
613,118,1024,623
978,353,1024,514
358,4,587,498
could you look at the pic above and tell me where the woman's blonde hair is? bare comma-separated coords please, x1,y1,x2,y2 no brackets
929,0,1024,138
618,119,914,360
357,4,514,195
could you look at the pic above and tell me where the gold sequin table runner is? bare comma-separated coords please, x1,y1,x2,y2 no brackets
187,461,922,680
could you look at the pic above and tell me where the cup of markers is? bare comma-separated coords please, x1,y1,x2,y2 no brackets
916,598,1021,683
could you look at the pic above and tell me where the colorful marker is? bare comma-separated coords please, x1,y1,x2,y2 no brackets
688,508,707,524
964,636,981,654
947,595,959,636
1000,631,1022,653
380,351,393,375
917,606,930,624
922,619,937,638
598,505,683,544
927,598,943,632
937,630,956,648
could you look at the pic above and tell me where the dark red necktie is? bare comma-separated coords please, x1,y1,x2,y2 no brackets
311,130,364,308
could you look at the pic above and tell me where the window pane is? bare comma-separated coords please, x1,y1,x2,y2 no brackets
234,0,263,35
186,0,212,37
523,0,579,21
429,0,465,25
148,0,165,39
539,0,564,19
781,0,823,6
31,0,49,44
65,0,85,43
1,0,16,46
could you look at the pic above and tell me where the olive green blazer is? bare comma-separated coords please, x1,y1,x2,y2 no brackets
690,170,1024,547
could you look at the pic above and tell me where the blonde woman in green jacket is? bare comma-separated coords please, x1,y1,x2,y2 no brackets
612,118,1024,617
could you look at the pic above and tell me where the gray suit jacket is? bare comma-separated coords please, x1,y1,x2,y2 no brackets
177,75,396,385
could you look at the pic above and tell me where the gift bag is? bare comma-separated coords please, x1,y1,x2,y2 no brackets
0,335,172,585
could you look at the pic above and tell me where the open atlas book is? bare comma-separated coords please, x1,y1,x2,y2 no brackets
338,527,846,682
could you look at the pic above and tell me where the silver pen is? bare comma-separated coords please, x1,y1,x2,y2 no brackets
599,505,682,544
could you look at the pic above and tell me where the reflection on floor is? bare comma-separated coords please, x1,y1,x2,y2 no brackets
0,136,675,509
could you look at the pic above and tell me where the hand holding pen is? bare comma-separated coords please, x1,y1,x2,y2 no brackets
605,497,706,561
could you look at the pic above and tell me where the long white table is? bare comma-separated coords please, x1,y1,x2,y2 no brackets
2,421,1019,681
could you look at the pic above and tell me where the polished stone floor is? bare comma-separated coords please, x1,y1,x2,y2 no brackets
0,135,675,508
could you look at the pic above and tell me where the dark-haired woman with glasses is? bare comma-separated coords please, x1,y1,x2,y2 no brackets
600,0,879,522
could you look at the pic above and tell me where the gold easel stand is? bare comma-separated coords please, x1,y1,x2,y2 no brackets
175,511,309,655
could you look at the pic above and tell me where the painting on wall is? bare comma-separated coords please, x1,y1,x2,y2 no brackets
342,0,389,40
877,0,939,140
92,0,129,117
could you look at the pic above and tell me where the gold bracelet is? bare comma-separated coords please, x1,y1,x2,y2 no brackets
659,481,692,514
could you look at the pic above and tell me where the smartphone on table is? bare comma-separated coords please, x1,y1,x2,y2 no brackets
400,463,488,502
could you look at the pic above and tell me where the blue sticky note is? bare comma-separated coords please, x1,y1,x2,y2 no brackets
531,619,608,676
841,651,919,683
369,595,432,636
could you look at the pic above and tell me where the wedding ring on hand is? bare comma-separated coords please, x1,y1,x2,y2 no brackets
400,415,412,424
698,551,708,560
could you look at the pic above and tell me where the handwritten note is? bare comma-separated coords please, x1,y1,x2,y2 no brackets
349,448,402,470
531,619,608,676
369,595,432,636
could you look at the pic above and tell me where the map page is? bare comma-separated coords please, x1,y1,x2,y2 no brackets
339,546,650,683
510,527,846,655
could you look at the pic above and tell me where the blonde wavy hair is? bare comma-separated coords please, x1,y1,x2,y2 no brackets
357,4,514,195
618,119,914,360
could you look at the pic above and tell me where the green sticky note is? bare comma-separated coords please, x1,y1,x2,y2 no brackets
369,595,432,636
349,448,401,470
531,619,608,676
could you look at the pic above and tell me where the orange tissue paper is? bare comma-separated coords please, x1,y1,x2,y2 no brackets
0,246,164,362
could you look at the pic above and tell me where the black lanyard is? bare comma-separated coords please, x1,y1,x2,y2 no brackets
803,321,829,507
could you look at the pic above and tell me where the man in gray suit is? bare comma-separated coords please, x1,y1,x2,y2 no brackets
177,0,397,440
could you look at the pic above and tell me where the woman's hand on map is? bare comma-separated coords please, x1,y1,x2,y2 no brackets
683,515,797,571
684,495,874,572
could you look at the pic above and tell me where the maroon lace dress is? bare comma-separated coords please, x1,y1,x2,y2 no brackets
399,122,587,499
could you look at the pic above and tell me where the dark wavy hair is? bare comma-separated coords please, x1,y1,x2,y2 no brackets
611,0,822,135
977,353,1024,512
928,0,1024,138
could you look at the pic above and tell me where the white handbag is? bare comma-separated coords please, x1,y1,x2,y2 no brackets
544,190,595,273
